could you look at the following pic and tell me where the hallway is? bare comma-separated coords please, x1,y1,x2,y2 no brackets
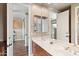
13,40,28,56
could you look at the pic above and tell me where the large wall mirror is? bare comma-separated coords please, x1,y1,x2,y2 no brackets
42,18,48,32
33,15,48,33
50,11,57,40
33,16,41,32
51,19,57,39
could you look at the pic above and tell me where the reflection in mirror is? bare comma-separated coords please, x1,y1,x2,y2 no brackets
42,19,48,32
34,16,41,32
33,16,48,33
51,19,57,39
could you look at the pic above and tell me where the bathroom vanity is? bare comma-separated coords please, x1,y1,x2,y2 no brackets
31,4,77,56
32,41,51,56
32,37,78,56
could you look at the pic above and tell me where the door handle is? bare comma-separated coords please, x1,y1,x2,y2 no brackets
66,35,69,37
66,34,69,37
7,43,12,47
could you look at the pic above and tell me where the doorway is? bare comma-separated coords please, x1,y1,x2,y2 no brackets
7,3,31,56
12,4,29,56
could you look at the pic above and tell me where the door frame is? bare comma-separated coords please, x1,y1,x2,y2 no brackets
6,3,33,56
75,6,79,45
28,4,32,56
7,3,13,56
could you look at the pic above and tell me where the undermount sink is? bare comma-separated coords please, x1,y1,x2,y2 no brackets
50,41,53,44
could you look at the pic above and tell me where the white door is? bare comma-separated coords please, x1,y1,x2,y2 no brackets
7,4,13,56
57,10,69,47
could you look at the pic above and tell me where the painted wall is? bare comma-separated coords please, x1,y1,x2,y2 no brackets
0,5,3,41
0,19,3,41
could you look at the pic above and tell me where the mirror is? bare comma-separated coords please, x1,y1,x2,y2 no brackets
42,18,48,32
34,16,41,32
33,15,48,33
51,19,57,39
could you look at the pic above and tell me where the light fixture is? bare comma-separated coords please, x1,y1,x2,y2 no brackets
48,3,51,4
53,4,57,5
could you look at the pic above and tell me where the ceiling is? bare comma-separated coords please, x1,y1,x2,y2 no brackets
49,3,71,12
12,3,72,13
35,3,72,12
12,4,28,19
12,3,28,13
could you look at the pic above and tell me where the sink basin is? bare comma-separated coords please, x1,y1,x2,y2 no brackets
50,41,53,44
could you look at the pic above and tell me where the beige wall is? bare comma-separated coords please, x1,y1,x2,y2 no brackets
0,4,3,41
0,19,3,41
71,4,79,43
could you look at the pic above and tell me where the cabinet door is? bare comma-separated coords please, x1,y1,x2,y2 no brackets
32,5,41,16
42,19,48,32
57,10,69,47
32,42,51,56
42,7,48,17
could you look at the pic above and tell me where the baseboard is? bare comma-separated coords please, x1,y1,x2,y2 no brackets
15,39,25,41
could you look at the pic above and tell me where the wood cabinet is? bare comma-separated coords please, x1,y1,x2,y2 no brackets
32,41,52,56
32,4,49,17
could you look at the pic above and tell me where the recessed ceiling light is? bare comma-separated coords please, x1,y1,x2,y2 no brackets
48,3,51,4
53,4,57,5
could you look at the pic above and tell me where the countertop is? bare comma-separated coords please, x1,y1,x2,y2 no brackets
32,37,79,56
